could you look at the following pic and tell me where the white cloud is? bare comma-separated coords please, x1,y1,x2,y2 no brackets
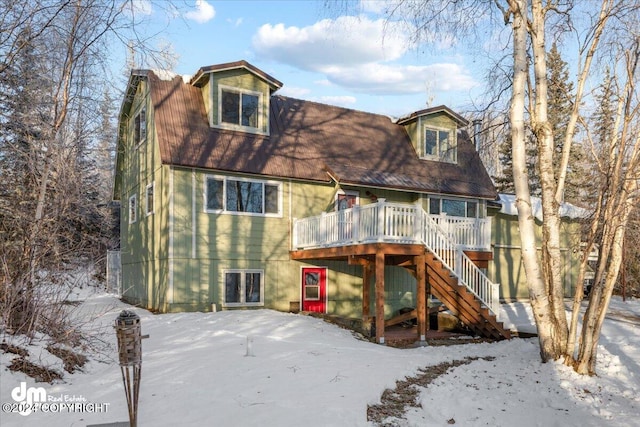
277,86,311,98
253,16,409,70
314,79,333,87
324,63,478,95
226,17,243,27
185,0,215,24
252,16,477,97
360,0,389,14
316,95,357,107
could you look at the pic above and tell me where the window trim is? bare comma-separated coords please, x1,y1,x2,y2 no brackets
145,182,154,216
128,194,137,224
217,84,263,133
428,196,485,218
222,269,265,308
422,125,456,163
204,175,282,217
134,106,147,147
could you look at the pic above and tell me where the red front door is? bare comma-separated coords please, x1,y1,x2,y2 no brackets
301,267,327,313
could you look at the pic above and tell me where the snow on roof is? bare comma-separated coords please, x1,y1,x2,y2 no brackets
498,193,589,221
150,69,189,82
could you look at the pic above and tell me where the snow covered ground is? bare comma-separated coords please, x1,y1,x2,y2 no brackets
1,286,639,427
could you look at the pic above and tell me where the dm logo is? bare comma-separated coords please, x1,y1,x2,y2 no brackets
11,382,46,416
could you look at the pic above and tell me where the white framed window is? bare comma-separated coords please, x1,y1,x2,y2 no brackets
134,107,147,146
335,190,359,211
145,182,154,216
205,175,281,216
423,126,456,163
223,269,264,307
128,194,137,224
429,197,483,218
218,85,261,131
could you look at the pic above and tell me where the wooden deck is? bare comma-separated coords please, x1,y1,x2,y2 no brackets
291,242,511,344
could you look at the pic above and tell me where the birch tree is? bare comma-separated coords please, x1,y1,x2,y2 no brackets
356,0,638,373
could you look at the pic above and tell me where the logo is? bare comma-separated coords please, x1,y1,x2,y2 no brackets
11,382,46,416
3,382,110,416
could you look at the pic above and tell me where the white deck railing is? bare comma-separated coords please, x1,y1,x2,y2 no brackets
293,200,491,251
292,199,500,317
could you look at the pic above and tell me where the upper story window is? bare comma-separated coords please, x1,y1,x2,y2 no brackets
219,85,261,130
129,194,137,224
429,197,483,218
134,107,146,146
145,182,154,216
424,127,456,163
205,175,281,216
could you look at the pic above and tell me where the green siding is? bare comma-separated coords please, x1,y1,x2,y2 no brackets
143,168,424,318
201,78,211,125
489,211,582,300
119,80,170,310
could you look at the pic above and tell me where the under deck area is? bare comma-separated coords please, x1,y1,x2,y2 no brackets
290,242,508,345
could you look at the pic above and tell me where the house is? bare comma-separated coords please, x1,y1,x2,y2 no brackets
113,60,511,344
490,194,587,301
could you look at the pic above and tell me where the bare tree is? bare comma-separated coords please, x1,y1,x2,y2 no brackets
0,0,183,342
354,0,639,373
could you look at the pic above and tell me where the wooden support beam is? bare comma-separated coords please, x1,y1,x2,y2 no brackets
384,309,416,327
362,262,372,322
416,254,426,341
349,255,373,266
375,251,385,344
290,243,425,261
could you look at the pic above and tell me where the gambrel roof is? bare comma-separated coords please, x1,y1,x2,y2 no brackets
141,70,497,199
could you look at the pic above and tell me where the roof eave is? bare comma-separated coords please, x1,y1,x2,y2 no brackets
189,60,283,89
396,105,469,128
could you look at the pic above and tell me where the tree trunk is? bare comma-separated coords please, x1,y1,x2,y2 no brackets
575,205,629,374
529,0,569,358
510,0,559,362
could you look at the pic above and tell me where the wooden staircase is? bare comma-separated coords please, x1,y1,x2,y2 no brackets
406,253,511,340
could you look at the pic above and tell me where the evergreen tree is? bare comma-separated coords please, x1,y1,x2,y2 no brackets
493,123,539,196
546,42,587,204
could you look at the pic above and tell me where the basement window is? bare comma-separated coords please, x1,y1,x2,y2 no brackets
223,269,264,307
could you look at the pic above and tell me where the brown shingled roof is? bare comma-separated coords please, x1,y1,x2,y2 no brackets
146,71,496,199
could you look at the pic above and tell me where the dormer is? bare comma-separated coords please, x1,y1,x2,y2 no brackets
190,60,283,135
398,105,468,164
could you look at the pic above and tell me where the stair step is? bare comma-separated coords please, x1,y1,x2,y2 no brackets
401,251,511,340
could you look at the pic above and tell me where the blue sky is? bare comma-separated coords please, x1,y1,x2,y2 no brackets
123,0,492,117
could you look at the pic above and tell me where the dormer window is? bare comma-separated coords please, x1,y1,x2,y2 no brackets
424,127,456,163
219,85,261,130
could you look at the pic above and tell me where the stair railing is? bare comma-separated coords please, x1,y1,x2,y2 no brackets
417,208,501,318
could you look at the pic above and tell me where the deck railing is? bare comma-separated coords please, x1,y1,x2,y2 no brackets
292,199,500,317
292,200,491,251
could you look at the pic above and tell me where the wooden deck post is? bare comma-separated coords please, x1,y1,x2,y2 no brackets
362,262,372,322
375,251,385,344
416,253,426,341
